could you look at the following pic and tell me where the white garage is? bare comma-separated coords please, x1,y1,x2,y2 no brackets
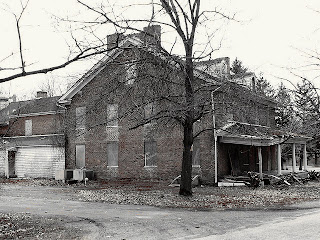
13,146,65,178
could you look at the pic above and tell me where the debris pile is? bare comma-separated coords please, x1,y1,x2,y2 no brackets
224,170,320,188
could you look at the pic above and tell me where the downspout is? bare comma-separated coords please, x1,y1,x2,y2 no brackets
211,86,221,185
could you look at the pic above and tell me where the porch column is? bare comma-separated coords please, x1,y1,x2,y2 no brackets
258,147,263,180
292,143,296,173
303,144,307,171
277,144,282,175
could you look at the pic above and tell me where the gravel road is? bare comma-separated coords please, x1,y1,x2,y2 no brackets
1,179,320,239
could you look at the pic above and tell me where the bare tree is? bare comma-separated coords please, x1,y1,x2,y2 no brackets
1,0,234,195
66,0,235,195
0,0,121,83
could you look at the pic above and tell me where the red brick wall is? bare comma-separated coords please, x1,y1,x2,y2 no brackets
6,114,64,137
64,47,277,182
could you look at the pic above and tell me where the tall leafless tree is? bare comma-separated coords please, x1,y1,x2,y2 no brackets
1,0,234,195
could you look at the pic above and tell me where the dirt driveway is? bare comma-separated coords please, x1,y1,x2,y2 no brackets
0,181,320,239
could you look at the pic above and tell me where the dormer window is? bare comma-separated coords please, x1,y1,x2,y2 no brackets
125,64,137,85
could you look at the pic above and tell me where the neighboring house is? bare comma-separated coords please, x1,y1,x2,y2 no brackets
0,91,65,178
56,25,310,184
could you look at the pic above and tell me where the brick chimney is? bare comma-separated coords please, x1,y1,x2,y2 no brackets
107,33,124,50
36,91,48,98
141,25,161,45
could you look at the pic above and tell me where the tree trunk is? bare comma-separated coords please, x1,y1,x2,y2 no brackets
179,47,194,196
179,120,193,196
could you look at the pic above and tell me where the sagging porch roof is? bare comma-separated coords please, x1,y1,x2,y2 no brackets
217,121,311,146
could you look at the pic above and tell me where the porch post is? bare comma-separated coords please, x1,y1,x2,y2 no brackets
267,146,272,172
292,143,296,173
258,147,263,180
303,144,307,171
277,144,282,175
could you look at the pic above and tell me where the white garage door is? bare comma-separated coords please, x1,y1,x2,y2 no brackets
15,146,65,178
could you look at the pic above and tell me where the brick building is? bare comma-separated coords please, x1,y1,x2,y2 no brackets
0,92,65,178
0,26,307,182
57,26,309,183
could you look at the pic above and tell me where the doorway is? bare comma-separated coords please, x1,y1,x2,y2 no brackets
8,150,16,178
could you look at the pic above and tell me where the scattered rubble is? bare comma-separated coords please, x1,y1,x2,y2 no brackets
223,170,320,188
1,172,320,210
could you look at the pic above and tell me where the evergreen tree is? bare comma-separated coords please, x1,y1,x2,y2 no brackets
256,73,275,98
230,58,248,76
274,82,294,129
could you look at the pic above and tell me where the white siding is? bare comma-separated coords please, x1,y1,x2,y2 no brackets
0,150,5,177
15,146,65,178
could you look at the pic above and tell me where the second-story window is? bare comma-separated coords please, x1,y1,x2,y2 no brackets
106,104,119,167
76,106,86,130
125,64,137,85
25,119,32,136
107,104,118,127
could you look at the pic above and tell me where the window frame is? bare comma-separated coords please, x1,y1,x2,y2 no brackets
75,106,86,130
144,140,157,167
75,144,86,168
106,104,118,127
192,138,201,167
107,141,119,167
25,119,32,136
125,63,137,85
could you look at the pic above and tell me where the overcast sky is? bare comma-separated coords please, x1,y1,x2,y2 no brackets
0,0,319,99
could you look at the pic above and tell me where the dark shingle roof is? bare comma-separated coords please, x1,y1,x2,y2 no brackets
17,96,61,115
0,96,62,124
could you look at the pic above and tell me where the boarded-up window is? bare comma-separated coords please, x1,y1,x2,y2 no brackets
107,104,118,127
106,104,119,141
25,119,32,136
76,145,85,168
107,142,118,167
125,64,137,85
76,106,86,129
192,139,200,166
144,141,157,167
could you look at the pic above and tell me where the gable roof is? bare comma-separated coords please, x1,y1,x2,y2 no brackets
58,35,220,105
58,36,143,105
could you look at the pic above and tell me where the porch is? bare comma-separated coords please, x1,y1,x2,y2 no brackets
216,121,311,179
